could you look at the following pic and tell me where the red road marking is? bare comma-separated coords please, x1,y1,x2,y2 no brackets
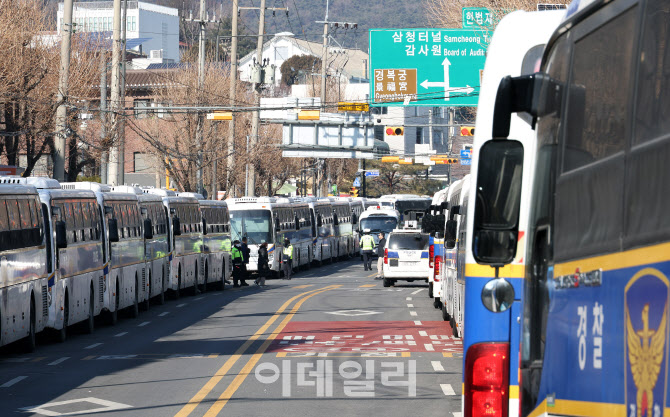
268,321,463,353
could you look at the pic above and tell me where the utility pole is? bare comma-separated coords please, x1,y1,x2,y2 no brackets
317,0,329,198
227,0,239,198
119,0,128,186
108,0,123,185
54,0,74,182
246,0,267,197
100,52,108,184
186,3,218,196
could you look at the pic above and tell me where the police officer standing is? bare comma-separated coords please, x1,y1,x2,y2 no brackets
376,232,386,279
231,240,248,287
359,229,375,271
281,238,294,280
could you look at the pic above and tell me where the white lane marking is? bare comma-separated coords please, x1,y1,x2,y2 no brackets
419,330,428,337
138,321,150,327
21,397,132,415
411,288,425,295
414,321,422,325
1,376,27,387
406,297,412,301
424,344,435,351
407,304,414,308
159,312,169,317
114,332,128,337
47,357,70,366
194,297,204,301
410,311,418,316
84,343,102,349
452,413,462,417
431,361,445,372
441,383,456,396
177,303,186,308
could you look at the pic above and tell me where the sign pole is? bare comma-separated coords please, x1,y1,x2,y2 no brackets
362,159,366,198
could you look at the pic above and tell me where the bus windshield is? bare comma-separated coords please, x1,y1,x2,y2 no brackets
230,210,273,244
395,199,431,214
360,217,398,234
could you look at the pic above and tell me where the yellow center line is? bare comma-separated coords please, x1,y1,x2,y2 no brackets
173,285,338,417
203,285,342,416
294,284,314,289
359,284,376,288
367,272,377,278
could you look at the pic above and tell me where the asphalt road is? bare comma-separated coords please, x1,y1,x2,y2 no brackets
0,259,462,417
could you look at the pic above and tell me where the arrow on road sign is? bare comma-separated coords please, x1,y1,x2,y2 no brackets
419,58,476,101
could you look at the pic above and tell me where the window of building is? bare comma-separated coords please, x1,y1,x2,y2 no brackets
134,152,150,173
134,99,151,119
274,46,288,61
415,127,423,144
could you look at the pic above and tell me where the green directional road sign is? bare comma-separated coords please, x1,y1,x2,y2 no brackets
369,29,488,107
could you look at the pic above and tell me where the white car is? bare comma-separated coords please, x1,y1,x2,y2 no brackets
382,228,432,287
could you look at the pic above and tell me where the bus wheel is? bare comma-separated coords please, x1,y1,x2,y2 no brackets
158,270,166,305
24,299,36,353
193,265,199,296
203,263,208,293
174,266,181,300
143,273,151,311
433,298,441,309
428,283,433,299
109,283,119,325
272,270,280,280
57,293,69,342
383,278,391,288
85,286,95,334
441,302,450,322
130,276,140,318
220,265,226,291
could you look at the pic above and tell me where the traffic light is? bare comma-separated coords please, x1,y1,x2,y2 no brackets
385,126,404,136
350,187,359,197
435,158,459,164
461,126,475,136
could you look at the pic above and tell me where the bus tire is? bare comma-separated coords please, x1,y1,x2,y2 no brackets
428,283,433,299
85,286,95,334
202,263,208,293
193,265,199,296
57,292,69,342
130,275,139,318
143,272,151,311
433,298,441,309
220,264,226,291
383,278,391,287
109,282,119,325
24,298,36,353
158,269,166,305
174,266,182,300
450,317,459,338
442,303,451,322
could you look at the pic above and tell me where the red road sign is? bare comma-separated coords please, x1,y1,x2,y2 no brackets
268,321,463,354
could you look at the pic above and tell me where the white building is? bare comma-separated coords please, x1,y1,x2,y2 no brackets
57,1,179,63
238,32,369,86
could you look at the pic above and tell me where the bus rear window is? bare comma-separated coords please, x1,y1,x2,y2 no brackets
388,234,429,251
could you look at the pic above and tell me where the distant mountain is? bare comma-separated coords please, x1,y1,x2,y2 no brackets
47,0,429,52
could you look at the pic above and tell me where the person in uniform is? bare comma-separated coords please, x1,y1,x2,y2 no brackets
359,229,375,271
281,238,294,280
231,240,247,287
256,242,269,287
376,232,386,279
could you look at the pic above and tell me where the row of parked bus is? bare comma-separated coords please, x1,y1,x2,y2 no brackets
421,1,670,416
0,178,375,353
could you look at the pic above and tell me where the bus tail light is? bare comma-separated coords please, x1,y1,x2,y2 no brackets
384,248,388,264
434,255,442,279
465,342,509,417
429,245,434,268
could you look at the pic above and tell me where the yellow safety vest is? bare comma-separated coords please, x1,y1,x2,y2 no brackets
282,245,293,259
360,235,375,250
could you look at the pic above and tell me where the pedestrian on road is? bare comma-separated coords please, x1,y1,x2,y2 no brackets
360,229,375,271
231,240,248,287
376,232,386,279
281,238,294,280
256,242,269,287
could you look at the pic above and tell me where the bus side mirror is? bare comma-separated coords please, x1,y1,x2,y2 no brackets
445,220,457,249
275,218,281,232
108,218,120,242
334,214,339,225
352,213,358,224
173,217,181,236
472,140,524,265
317,216,323,227
144,218,154,240
55,220,67,249
295,216,300,231
202,218,208,235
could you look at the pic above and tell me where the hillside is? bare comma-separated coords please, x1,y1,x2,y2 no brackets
46,0,430,52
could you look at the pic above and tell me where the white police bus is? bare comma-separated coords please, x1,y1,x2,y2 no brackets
0,183,50,351
62,182,146,322
144,189,202,298
2,177,107,342
196,198,232,291
286,198,313,270
326,197,355,260
303,197,335,265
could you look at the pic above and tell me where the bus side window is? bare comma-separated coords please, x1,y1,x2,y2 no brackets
74,201,84,242
7,199,21,231
0,199,8,252
41,203,53,272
